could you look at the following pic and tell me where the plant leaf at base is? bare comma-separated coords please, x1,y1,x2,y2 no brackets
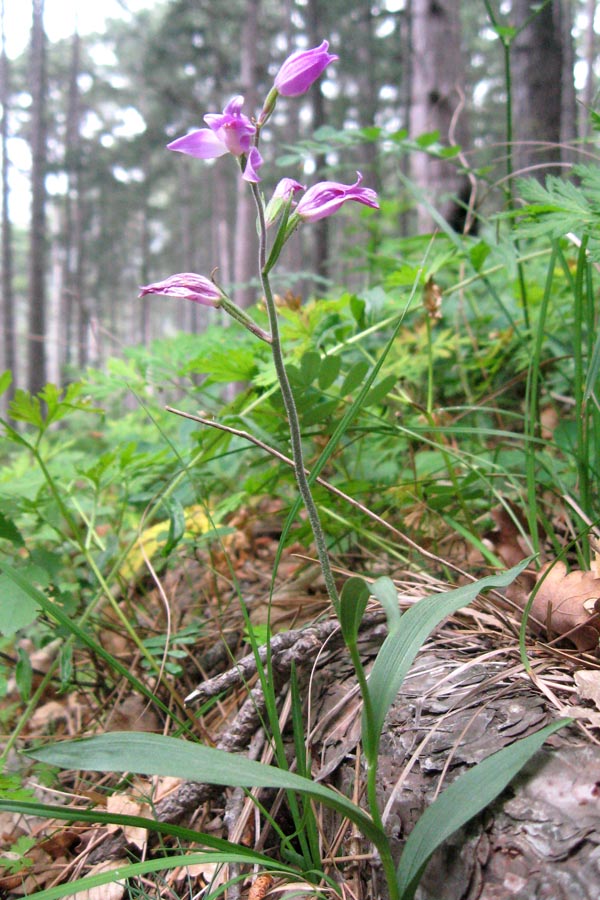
363,561,530,760
28,731,382,844
396,718,570,899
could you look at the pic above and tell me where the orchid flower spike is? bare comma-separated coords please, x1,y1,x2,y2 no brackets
167,96,263,183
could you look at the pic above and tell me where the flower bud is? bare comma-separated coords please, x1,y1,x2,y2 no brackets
274,40,338,98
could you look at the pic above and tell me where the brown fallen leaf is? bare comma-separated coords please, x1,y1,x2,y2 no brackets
574,669,600,708
72,860,128,900
529,561,600,651
106,793,151,850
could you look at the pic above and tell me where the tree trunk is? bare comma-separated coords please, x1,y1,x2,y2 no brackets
233,0,260,310
27,0,47,395
60,29,83,376
559,0,577,160
511,0,562,175
307,0,330,282
409,0,471,233
0,0,14,404
582,0,596,139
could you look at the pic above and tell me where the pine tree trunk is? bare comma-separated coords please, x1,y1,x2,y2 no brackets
60,29,83,375
307,0,329,282
409,0,471,232
233,0,260,310
560,0,577,160
582,0,596,138
0,0,14,404
27,0,48,395
511,0,562,174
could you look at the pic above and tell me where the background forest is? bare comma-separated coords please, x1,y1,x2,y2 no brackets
2,1,600,897
0,0,594,392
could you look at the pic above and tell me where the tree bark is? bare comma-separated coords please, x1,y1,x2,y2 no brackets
409,0,471,233
307,0,330,281
0,0,14,404
233,0,260,310
559,0,577,161
582,0,596,139
511,0,563,175
60,29,83,375
27,0,48,395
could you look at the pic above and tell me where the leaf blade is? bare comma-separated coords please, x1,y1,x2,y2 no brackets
396,718,570,899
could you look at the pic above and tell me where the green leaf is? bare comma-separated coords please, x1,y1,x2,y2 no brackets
28,731,383,845
363,562,530,760
469,241,491,272
300,350,322,385
8,389,44,429
0,570,42,636
0,370,12,396
341,360,369,396
396,719,570,899
492,24,517,42
16,647,33,701
162,496,186,556
318,354,341,390
364,374,397,407
339,576,370,645
302,398,339,426
371,577,401,630
415,130,440,149
0,511,25,547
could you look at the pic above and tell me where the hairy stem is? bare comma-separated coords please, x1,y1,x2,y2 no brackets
250,182,339,611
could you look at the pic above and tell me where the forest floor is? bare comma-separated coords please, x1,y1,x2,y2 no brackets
2,500,600,899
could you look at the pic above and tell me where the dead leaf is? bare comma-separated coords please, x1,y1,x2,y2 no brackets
484,505,535,570
530,561,600,650
104,694,159,733
72,860,128,900
560,705,600,728
106,794,150,850
574,670,600,709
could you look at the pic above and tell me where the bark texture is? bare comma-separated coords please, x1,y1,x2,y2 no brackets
0,0,14,401
28,0,47,394
512,0,563,175
409,0,471,232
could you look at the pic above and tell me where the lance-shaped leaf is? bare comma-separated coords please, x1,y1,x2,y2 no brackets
363,561,530,760
396,718,570,899
28,731,382,845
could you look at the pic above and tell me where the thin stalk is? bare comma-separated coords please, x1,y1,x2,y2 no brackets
524,243,558,558
249,182,339,611
573,238,591,563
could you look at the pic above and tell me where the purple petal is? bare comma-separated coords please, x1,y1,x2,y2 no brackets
223,95,245,116
274,40,338,98
296,172,379,222
242,146,263,183
167,129,228,159
273,178,305,200
139,273,222,307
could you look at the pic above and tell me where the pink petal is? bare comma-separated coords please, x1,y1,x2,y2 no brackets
167,129,228,159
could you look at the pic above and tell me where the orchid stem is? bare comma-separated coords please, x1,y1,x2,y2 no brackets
250,182,340,612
